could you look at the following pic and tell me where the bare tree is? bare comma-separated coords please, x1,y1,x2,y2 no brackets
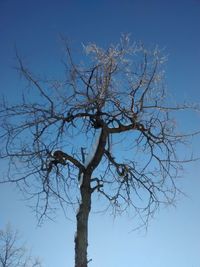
0,225,42,267
0,36,198,267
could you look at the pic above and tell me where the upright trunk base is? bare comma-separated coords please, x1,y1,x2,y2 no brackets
74,176,91,267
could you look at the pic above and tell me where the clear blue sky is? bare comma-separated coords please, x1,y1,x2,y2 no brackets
0,1,200,267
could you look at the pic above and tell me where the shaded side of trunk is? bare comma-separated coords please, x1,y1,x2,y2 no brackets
75,173,91,267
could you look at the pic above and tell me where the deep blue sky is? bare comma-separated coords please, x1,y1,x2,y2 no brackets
0,1,200,267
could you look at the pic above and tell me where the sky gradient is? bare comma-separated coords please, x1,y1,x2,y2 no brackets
0,1,200,267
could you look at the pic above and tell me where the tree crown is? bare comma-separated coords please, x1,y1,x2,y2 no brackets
0,35,197,227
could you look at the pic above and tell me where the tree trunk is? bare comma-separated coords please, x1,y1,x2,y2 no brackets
75,173,92,267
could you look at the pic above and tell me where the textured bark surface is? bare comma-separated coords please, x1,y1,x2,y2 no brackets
75,173,91,267
74,128,108,267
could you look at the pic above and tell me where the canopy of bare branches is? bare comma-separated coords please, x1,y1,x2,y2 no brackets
0,225,41,267
0,35,198,226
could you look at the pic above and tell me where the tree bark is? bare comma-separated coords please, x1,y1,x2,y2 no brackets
74,129,107,267
75,173,92,267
